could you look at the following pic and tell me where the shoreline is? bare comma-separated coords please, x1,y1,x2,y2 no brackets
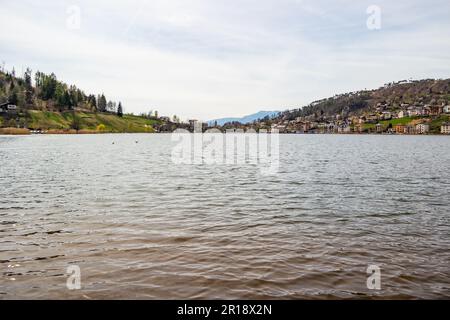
0,130,448,136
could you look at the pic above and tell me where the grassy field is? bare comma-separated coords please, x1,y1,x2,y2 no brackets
1,111,161,133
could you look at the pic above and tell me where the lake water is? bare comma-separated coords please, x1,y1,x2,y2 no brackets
0,134,449,299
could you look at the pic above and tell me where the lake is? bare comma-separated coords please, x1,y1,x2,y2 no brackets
0,134,449,299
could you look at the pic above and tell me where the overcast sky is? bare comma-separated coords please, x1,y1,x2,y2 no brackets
1,0,450,120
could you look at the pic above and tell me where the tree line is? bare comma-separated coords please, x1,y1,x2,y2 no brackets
0,67,123,117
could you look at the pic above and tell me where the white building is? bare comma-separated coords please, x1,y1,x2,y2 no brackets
415,124,429,134
338,125,351,133
381,111,392,120
326,123,337,132
397,110,405,118
271,124,286,133
0,103,17,113
444,105,450,114
441,123,450,134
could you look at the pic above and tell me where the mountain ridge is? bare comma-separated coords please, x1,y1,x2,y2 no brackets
208,110,280,126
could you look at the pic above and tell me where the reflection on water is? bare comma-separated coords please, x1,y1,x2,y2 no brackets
0,134,449,299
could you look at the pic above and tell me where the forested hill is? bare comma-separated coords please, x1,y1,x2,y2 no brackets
276,78,450,121
0,68,176,133
0,68,122,114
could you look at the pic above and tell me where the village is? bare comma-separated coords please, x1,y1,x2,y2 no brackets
2,88,450,135
255,103,450,135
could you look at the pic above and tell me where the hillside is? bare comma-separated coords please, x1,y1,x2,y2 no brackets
0,67,171,133
1,68,102,113
0,110,163,133
278,79,450,121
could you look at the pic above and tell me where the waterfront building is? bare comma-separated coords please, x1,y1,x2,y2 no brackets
415,124,430,134
405,125,416,134
441,122,450,134
394,124,405,134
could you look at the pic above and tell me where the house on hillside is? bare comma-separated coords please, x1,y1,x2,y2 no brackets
443,106,450,114
407,106,426,116
375,123,383,133
422,106,431,116
0,102,17,114
271,124,286,133
419,106,428,115
429,105,443,116
366,114,378,123
441,123,450,134
381,111,392,120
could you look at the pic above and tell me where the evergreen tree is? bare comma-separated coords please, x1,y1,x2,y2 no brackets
97,94,107,112
39,73,58,100
64,91,73,110
76,89,85,104
35,71,42,87
117,102,123,117
24,68,33,105
9,90,18,105
88,95,97,110
68,85,79,107
55,83,67,107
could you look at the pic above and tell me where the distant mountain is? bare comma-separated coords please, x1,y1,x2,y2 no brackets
208,111,280,126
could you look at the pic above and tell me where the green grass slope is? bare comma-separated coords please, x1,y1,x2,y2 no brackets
2,111,161,133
